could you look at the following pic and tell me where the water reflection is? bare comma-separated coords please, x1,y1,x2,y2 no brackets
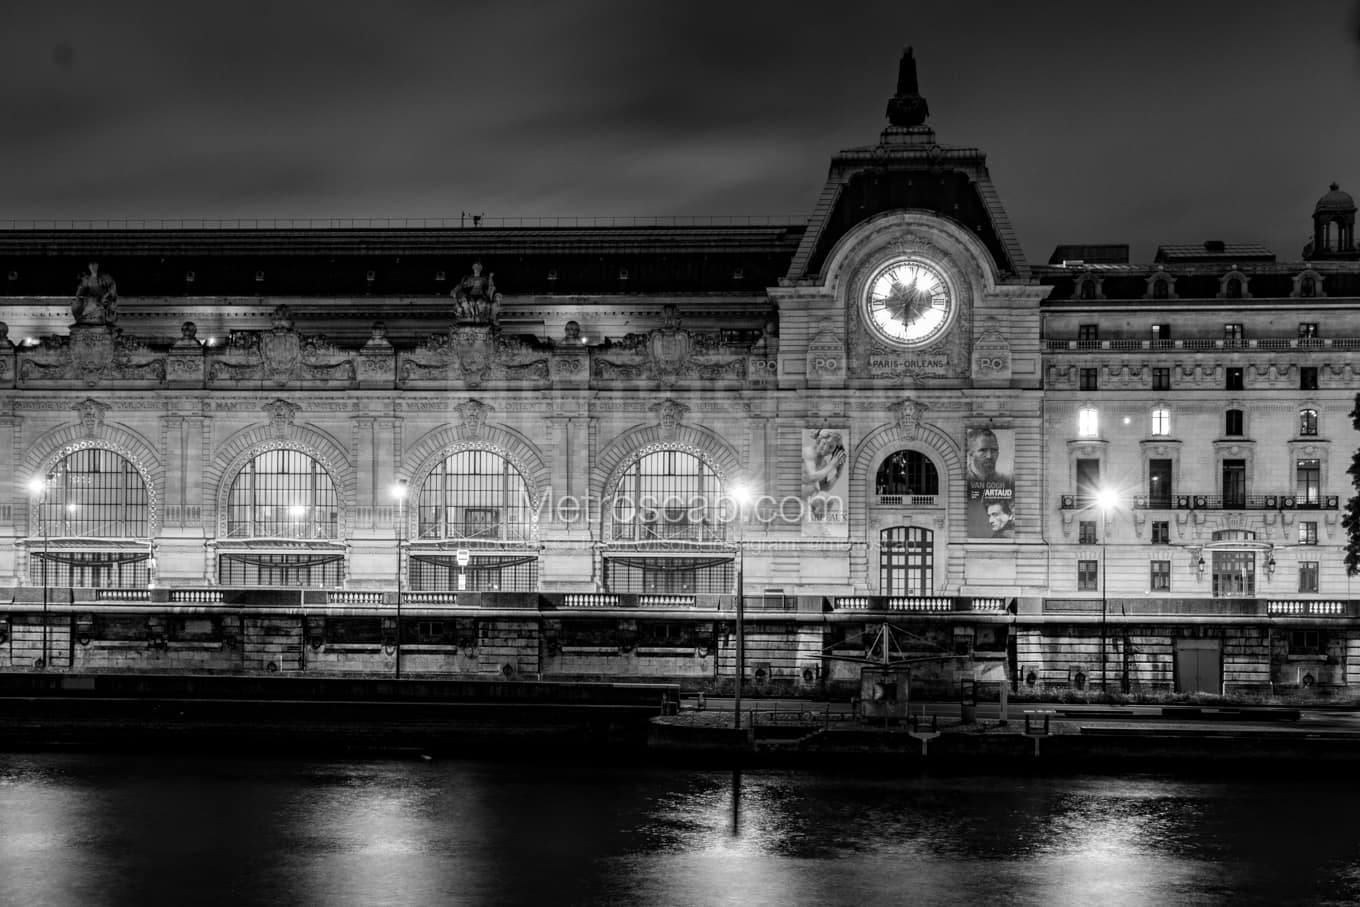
1,755,1358,906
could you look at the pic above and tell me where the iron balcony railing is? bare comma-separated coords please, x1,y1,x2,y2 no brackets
1061,493,1340,511
1044,338,1360,352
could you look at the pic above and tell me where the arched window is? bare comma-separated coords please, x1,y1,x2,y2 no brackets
1225,278,1242,299
1078,279,1096,300
1152,279,1169,299
875,451,940,501
226,449,338,539
1300,276,1317,297
880,526,933,595
410,449,538,592
220,449,342,587
30,447,152,588
604,449,733,594
417,450,534,543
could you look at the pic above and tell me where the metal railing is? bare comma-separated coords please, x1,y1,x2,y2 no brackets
1061,493,1339,511
1045,338,1359,352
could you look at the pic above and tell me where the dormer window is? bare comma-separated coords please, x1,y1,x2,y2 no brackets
1078,278,1097,300
1225,278,1242,298
1152,280,1168,299
1301,276,1316,297
1292,269,1325,298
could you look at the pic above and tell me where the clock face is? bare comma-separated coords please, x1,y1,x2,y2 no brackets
862,258,955,347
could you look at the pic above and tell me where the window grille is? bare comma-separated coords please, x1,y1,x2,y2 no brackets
217,552,344,587
416,449,535,544
409,553,538,592
610,449,727,544
226,449,338,539
30,550,151,588
875,451,940,496
879,526,933,595
604,556,733,593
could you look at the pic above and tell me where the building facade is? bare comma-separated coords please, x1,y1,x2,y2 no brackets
0,54,1356,694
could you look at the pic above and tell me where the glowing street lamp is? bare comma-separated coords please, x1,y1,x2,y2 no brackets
1095,486,1120,693
392,479,408,680
730,482,752,730
27,475,52,670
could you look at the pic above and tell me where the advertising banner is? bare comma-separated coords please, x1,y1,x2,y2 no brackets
802,427,850,538
965,426,1015,539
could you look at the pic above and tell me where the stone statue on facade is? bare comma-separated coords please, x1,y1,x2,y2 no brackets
72,261,118,325
452,261,500,323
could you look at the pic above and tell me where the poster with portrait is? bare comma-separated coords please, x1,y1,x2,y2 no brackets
802,427,850,538
964,426,1015,539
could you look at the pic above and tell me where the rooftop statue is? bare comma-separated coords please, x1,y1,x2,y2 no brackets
72,261,118,326
885,46,930,128
453,261,500,323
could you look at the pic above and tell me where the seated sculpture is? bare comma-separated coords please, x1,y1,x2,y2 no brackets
452,261,499,323
72,261,118,325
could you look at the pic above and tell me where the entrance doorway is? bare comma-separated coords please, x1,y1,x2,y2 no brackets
1175,638,1222,694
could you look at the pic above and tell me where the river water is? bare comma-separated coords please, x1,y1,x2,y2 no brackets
1,753,1354,907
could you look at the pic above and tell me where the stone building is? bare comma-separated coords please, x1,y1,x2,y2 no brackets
0,51,1356,695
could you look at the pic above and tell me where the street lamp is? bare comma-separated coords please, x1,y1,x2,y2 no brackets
1095,486,1120,693
730,482,752,730
392,478,408,680
27,475,52,671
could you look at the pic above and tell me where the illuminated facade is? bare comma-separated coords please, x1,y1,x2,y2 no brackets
0,53,1356,693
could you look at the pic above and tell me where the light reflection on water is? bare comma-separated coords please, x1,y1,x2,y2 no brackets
1,754,1357,907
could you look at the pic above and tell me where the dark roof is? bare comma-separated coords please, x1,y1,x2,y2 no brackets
1047,244,1129,265
1154,241,1275,264
0,223,806,297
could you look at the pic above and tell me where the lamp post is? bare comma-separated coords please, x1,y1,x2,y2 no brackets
392,478,408,680
1095,487,1119,693
27,476,52,671
730,483,751,730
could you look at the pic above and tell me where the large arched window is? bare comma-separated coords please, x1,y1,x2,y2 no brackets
875,450,940,502
604,449,733,594
416,450,534,544
220,449,342,587
226,449,338,539
880,526,933,595
30,447,152,588
610,449,726,544
410,449,538,592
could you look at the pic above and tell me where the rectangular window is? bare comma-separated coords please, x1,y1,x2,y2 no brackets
1152,367,1171,390
1078,520,1097,545
1297,459,1321,505
1077,559,1099,591
1150,560,1171,591
1151,520,1170,545
1078,407,1099,438
1212,550,1256,597
1225,367,1244,391
1300,521,1318,546
1289,629,1322,656
1079,368,1098,391
1148,460,1172,508
1299,409,1318,436
1223,323,1244,341
1150,407,1170,436
1078,324,1099,342
1151,323,1170,341
1298,322,1319,339
1076,459,1101,506
1299,561,1319,594
1225,409,1244,435
1222,459,1246,509
1300,367,1319,390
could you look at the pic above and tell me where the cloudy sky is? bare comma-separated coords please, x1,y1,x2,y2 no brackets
3,1,1358,264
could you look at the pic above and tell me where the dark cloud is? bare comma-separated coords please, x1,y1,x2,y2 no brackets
1,1,1357,263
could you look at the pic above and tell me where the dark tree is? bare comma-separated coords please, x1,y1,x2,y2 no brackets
1345,393,1360,575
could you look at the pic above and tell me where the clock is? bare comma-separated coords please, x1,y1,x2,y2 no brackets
862,257,955,347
